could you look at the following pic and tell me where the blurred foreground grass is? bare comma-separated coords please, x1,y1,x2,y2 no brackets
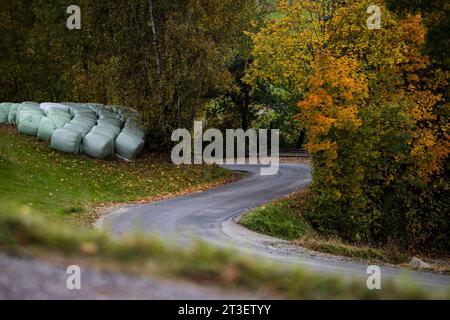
1,204,447,300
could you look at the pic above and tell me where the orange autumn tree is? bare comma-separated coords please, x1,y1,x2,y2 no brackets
248,0,449,250
297,52,371,239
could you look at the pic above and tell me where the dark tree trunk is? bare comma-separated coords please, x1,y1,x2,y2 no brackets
296,129,307,149
148,0,162,80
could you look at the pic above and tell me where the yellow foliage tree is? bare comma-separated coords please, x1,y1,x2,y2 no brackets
248,0,449,250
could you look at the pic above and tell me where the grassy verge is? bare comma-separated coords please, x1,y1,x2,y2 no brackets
0,124,233,226
1,205,445,299
240,190,413,265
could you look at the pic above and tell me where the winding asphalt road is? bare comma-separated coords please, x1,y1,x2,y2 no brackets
97,164,450,292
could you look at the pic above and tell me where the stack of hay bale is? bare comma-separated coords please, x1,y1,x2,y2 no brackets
0,101,146,160
38,103,72,142
114,106,146,160
16,102,45,136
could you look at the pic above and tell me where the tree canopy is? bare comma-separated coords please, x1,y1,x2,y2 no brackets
247,0,449,251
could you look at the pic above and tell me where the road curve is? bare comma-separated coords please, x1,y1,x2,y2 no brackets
97,164,450,292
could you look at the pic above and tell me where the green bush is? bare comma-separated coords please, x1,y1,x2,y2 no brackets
304,103,450,253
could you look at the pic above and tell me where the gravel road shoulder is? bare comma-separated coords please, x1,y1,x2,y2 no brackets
0,253,270,300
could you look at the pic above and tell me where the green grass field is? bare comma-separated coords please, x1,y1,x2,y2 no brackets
240,189,312,241
0,124,231,226
240,190,411,265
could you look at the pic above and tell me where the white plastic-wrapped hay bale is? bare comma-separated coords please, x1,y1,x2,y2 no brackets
22,101,39,107
46,107,69,116
51,115,71,128
121,126,146,140
111,105,128,115
124,118,146,133
17,101,42,116
17,103,44,122
61,110,97,136
47,108,71,129
81,132,114,159
18,111,45,136
72,118,95,130
72,115,97,128
50,128,82,154
115,132,145,160
76,112,98,121
90,125,119,140
88,104,105,114
37,117,56,141
98,110,116,119
61,102,79,107
0,103,12,123
61,102,88,116
18,103,39,112
98,116,123,129
71,106,97,117
73,112,97,122
64,123,90,138
96,121,121,138
8,103,21,124
39,103,70,113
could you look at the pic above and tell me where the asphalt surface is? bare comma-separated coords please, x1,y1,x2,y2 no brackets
98,164,450,292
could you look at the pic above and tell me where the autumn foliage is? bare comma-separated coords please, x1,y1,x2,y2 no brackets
249,0,449,252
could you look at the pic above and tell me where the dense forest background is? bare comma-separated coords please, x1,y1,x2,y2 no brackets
0,0,303,149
